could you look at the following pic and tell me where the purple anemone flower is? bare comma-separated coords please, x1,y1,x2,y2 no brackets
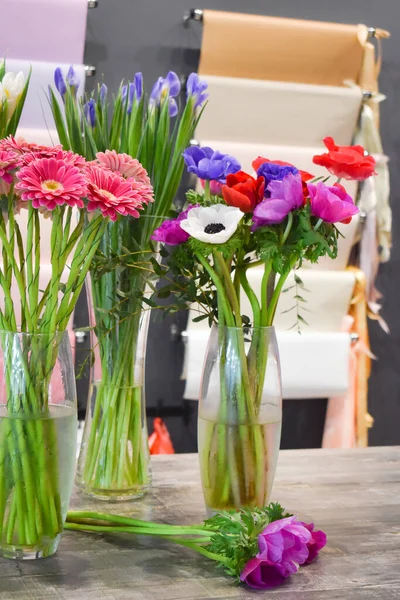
149,71,181,117
186,73,209,108
252,173,303,229
257,162,299,194
240,517,312,590
183,146,241,183
151,204,199,246
308,182,359,224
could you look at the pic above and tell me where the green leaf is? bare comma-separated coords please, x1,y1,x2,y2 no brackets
0,59,5,82
48,87,71,149
109,87,125,151
192,313,209,323
298,314,309,325
141,296,157,308
150,256,164,278
64,86,84,155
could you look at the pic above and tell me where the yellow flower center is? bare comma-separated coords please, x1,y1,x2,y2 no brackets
42,180,63,192
100,189,116,202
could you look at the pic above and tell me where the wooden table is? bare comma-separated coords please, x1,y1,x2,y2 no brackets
1,447,400,599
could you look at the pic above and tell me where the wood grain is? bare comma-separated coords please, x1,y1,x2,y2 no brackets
1,447,400,599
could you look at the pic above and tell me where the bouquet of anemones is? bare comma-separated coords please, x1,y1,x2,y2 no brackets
0,128,152,557
152,141,375,511
49,68,208,499
65,503,326,590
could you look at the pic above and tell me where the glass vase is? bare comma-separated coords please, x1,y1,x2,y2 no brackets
0,331,77,560
76,307,151,501
198,325,282,513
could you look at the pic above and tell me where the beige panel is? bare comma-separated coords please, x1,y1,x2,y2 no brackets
199,10,368,86
195,76,362,147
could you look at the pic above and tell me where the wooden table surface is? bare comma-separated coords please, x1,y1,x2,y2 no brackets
1,447,400,599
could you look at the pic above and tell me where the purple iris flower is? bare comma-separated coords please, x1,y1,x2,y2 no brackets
84,98,96,128
66,65,79,93
257,162,299,196
54,68,67,99
183,146,241,183
149,71,181,117
186,73,209,108
121,84,128,102
151,204,199,246
127,82,136,114
99,83,107,107
252,173,303,229
134,72,143,102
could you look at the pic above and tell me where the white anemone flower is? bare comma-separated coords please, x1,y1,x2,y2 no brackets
0,71,25,119
180,204,244,244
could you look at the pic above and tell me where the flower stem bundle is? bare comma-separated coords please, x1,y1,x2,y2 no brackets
49,68,208,496
65,503,326,590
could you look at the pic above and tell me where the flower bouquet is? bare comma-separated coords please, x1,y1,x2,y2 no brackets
152,141,375,511
49,68,208,499
65,503,326,590
0,61,149,556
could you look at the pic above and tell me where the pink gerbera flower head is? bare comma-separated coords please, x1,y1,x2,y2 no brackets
0,135,63,158
84,164,145,221
0,150,19,184
127,177,154,205
21,149,86,169
96,150,152,186
15,157,87,211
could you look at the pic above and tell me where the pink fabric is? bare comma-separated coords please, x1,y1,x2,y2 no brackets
0,0,88,64
322,316,375,448
322,317,357,449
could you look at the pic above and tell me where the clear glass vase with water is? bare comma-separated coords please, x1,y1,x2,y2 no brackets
0,331,77,560
198,325,282,513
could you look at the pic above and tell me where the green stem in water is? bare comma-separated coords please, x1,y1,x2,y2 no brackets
194,252,235,328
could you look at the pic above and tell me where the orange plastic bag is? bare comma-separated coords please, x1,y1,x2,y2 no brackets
148,418,175,454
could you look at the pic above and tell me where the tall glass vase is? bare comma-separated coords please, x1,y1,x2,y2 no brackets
0,331,77,560
76,259,152,500
198,325,282,513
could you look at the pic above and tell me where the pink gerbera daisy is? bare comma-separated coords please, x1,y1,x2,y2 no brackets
127,177,154,205
21,149,86,169
15,157,87,210
96,150,152,186
0,135,63,157
0,150,19,184
84,164,144,221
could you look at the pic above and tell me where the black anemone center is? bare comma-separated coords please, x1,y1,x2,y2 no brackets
204,222,226,234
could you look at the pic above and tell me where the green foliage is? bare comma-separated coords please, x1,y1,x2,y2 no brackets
204,503,291,578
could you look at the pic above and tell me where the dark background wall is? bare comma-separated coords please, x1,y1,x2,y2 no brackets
82,0,400,448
